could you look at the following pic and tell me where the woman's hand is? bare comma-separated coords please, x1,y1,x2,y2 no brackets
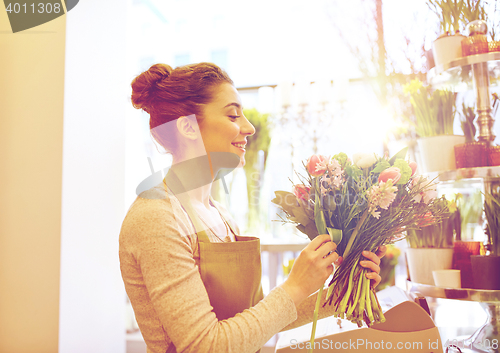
280,234,340,308
359,245,387,288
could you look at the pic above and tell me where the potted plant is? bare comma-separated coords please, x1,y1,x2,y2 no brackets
461,1,488,55
428,0,466,67
242,108,272,234
404,79,465,173
406,197,459,285
471,183,500,289
454,103,487,168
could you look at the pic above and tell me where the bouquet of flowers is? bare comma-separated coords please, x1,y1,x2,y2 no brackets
272,148,449,351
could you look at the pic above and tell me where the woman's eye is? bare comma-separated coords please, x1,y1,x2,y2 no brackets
229,115,240,120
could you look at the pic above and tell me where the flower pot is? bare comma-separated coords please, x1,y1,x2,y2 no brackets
432,33,465,68
432,269,461,288
489,146,500,166
417,135,466,173
425,49,435,70
471,255,500,290
453,241,481,289
407,248,454,286
454,142,488,168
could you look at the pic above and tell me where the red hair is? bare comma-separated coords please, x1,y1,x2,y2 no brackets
131,62,233,155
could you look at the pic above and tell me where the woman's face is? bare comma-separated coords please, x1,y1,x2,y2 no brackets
198,83,255,167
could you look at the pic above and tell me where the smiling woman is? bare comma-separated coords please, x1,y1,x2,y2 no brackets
119,62,384,353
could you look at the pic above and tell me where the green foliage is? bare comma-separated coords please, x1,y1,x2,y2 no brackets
242,108,273,233
460,103,476,143
404,79,456,138
484,184,500,256
393,159,413,185
461,0,486,24
406,197,458,248
242,108,272,171
428,0,464,33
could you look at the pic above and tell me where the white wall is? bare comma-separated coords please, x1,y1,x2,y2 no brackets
59,0,128,352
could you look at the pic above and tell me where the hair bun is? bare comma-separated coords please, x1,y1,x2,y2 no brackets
131,63,173,113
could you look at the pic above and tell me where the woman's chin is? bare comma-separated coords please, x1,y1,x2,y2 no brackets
236,157,245,169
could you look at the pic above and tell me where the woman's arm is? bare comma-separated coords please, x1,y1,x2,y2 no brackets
280,246,386,331
120,195,297,353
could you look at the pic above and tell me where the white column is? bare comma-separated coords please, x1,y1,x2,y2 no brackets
59,0,128,352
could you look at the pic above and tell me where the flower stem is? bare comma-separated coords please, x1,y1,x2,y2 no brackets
347,267,364,316
308,286,323,353
343,210,369,260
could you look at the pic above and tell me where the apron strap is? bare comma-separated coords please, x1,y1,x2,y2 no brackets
209,196,239,237
163,170,212,243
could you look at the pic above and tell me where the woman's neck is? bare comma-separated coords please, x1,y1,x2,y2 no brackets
170,155,214,209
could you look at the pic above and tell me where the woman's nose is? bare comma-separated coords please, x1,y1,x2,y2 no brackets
241,115,256,136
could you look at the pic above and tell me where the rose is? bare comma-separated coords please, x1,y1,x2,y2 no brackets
306,154,329,177
411,176,437,204
352,152,378,169
409,161,417,176
293,184,310,201
378,167,401,184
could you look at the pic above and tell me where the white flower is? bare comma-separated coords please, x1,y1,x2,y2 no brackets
353,152,378,169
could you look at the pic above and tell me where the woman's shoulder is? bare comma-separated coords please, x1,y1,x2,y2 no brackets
120,183,196,245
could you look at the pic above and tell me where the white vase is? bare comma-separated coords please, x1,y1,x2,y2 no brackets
417,135,465,173
407,248,454,286
432,33,466,68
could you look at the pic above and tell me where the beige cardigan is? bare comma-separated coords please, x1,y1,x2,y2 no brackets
119,183,337,353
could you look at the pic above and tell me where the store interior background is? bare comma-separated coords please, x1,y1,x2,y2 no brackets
2,0,500,352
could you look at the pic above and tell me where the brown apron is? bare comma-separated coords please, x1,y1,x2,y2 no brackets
164,172,264,353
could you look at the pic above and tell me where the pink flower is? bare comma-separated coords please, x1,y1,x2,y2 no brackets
368,180,398,219
409,161,417,176
293,184,310,201
306,155,329,177
378,167,401,184
411,176,437,204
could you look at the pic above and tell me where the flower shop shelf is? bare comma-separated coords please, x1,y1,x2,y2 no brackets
425,166,500,183
428,52,500,91
407,280,500,353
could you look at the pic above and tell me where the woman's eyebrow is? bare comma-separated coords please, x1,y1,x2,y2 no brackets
223,102,241,109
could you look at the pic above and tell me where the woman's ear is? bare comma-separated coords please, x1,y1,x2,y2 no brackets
176,115,199,140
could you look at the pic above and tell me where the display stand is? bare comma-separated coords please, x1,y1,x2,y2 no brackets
407,281,500,353
428,52,500,146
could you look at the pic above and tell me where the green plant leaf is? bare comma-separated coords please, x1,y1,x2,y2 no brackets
271,191,298,214
393,159,413,185
388,147,408,165
327,227,343,245
371,160,391,174
291,206,312,226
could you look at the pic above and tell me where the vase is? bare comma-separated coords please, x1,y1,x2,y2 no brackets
488,145,500,166
471,255,500,290
406,248,454,286
462,35,488,56
417,135,466,173
432,33,465,68
454,142,488,168
453,241,481,289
